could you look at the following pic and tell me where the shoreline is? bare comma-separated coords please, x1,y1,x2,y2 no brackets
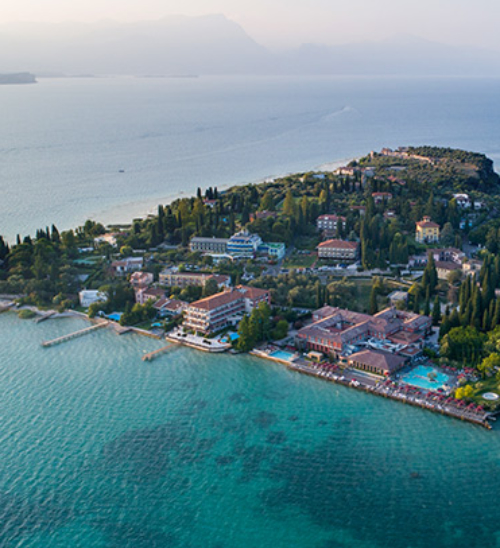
250,350,494,430
65,157,355,232
1,305,494,429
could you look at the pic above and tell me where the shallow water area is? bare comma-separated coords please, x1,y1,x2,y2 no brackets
1,312,500,547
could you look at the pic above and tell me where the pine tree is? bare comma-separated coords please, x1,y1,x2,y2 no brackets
423,298,431,317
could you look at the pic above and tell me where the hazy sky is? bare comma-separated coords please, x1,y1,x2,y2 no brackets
2,0,500,50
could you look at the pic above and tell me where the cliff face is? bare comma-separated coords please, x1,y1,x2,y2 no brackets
0,72,36,84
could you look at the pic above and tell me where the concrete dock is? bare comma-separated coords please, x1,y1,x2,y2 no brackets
41,321,108,347
142,344,178,362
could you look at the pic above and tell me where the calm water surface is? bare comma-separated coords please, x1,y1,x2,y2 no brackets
1,75,500,241
1,313,500,547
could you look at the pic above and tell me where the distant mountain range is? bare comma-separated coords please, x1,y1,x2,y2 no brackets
0,14,499,76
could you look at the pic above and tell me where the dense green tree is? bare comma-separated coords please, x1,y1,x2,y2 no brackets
432,296,441,325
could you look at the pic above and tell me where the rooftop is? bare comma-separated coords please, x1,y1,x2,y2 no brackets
348,349,406,373
318,239,358,250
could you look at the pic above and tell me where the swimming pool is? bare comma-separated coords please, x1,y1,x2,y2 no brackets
269,350,295,362
401,365,450,391
107,312,123,322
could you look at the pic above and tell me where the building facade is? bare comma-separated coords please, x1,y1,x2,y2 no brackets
190,237,229,254
316,215,347,235
296,306,431,360
183,286,271,334
227,231,263,258
130,271,154,288
317,239,359,261
415,217,440,243
79,290,107,308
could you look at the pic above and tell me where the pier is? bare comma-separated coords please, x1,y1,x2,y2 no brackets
142,344,178,362
41,321,108,347
35,311,56,323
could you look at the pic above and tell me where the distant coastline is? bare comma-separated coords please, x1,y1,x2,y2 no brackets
0,72,37,85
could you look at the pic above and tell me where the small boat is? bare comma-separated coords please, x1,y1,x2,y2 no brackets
119,169,125,173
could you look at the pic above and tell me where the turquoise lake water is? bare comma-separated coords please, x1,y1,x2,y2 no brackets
1,75,500,241
1,312,500,547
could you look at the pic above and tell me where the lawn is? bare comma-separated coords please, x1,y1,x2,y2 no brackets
469,376,500,411
283,253,317,269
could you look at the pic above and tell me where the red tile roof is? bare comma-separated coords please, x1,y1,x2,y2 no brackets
348,349,406,373
318,239,358,250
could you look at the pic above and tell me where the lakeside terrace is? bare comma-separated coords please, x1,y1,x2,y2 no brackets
252,346,492,428
295,305,432,365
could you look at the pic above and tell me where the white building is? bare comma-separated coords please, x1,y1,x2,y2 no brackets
111,257,144,275
79,290,107,308
94,233,119,247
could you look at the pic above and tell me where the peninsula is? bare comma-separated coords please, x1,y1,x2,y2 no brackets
0,72,37,85
2,145,500,428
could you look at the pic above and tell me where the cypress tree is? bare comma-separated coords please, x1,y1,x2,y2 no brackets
283,190,296,217
449,308,461,329
439,312,450,339
482,309,491,332
432,296,441,325
157,205,165,241
369,286,378,315
237,315,253,352
472,286,482,330
493,299,500,329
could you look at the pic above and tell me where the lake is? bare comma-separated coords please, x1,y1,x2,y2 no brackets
0,313,499,547
1,75,500,241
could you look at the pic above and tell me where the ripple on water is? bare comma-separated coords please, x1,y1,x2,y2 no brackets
3,314,500,548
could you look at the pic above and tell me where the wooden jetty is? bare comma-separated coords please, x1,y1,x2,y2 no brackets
41,321,108,347
109,323,132,335
142,344,178,362
35,311,56,323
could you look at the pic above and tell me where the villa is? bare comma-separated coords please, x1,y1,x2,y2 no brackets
79,290,107,308
415,216,440,243
372,192,393,204
130,271,154,288
135,287,165,305
111,257,144,275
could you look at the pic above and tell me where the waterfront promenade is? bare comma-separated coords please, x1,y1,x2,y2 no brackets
253,349,493,429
